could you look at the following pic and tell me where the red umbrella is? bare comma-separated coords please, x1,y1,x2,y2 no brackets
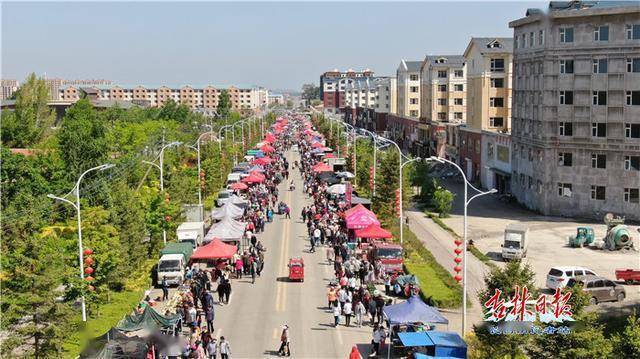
241,174,265,183
311,142,323,148
260,144,275,153
253,157,272,166
312,162,333,173
230,182,248,190
250,171,266,180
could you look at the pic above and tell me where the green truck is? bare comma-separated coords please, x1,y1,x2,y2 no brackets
158,242,193,286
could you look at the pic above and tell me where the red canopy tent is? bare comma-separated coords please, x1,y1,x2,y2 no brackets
241,174,265,183
260,144,275,153
345,210,380,229
311,142,323,148
312,162,333,173
249,171,266,180
252,157,272,166
343,204,370,217
191,239,237,260
230,182,248,190
264,133,276,142
354,224,393,239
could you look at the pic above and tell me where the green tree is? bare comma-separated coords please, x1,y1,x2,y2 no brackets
373,149,400,222
433,187,454,217
611,311,640,359
471,261,538,359
58,99,108,180
1,73,55,147
301,83,320,104
158,99,190,123
217,90,231,119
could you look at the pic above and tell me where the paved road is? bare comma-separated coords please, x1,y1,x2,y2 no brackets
208,149,373,358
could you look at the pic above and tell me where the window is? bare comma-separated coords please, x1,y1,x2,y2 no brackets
558,183,572,197
437,98,447,106
539,30,544,45
409,110,419,117
591,153,607,169
490,58,505,72
490,117,504,127
409,98,418,104
560,27,574,43
591,185,606,200
628,58,640,73
410,86,419,93
626,124,640,138
438,71,447,78
591,122,607,138
594,25,609,41
530,32,534,47
454,70,464,78
559,122,573,136
627,24,640,40
625,156,640,171
558,152,573,167
491,78,504,88
490,97,504,107
438,85,447,92
593,91,607,106
515,35,519,49
559,91,573,105
454,98,463,105
437,112,446,120
409,74,418,81
454,84,464,91
454,112,463,120
626,91,640,105
475,140,481,154
560,60,574,74
624,188,639,203
593,59,608,73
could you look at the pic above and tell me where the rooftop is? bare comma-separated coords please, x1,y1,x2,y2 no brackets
400,60,422,73
59,83,264,90
464,37,514,57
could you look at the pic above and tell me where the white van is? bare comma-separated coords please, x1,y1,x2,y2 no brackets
546,266,598,289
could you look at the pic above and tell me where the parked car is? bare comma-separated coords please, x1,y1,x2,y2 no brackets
546,266,597,289
567,275,626,305
615,268,640,284
216,190,231,207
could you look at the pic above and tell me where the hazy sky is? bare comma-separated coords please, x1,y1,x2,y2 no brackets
2,1,545,90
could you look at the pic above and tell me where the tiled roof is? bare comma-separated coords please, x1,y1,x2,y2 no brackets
59,83,262,90
469,37,514,54
403,61,423,72
424,55,465,67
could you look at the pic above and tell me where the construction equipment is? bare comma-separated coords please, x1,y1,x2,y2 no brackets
602,213,634,251
569,227,595,247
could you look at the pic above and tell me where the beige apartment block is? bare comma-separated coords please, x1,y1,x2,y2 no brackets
420,55,467,124
396,60,422,118
509,1,640,220
464,37,514,132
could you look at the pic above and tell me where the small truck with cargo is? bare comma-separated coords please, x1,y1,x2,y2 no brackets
176,221,205,248
157,242,193,286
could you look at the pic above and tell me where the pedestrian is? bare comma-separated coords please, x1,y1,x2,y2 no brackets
370,324,381,357
188,305,198,331
309,234,316,253
235,257,243,279
219,337,230,359
368,297,378,325
224,280,231,304
251,260,257,284
161,276,169,301
206,337,218,359
355,300,366,328
343,299,353,327
205,306,215,334
332,302,341,327
277,324,291,357
284,206,291,219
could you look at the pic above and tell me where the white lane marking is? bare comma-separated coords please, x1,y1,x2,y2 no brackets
335,325,344,345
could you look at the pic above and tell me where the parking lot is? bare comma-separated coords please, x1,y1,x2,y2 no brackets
430,174,640,305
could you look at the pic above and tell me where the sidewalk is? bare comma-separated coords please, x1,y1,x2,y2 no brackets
405,207,488,332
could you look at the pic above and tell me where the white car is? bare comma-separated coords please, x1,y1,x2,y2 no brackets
546,266,597,290
215,190,232,207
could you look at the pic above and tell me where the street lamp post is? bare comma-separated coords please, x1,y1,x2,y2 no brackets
143,141,182,245
429,156,496,338
358,127,378,197
47,163,115,322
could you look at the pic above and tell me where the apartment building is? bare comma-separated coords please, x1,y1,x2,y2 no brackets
57,84,268,110
320,68,375,113
396,60,422,118
343,77,396,131
462,37,514,182
509,1,640,220
420,55,467,123
1,79,19,100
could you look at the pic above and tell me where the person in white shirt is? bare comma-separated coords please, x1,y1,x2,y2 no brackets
332,303,341,327
343,299,353,327
355,300,366,328
219,336,231,359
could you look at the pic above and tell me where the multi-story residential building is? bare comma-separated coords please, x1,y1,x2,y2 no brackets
320,68,374,113
509,1,640,220
1,79,19,100
396,60,422,118
344,77,398,132
268,94,285,105
57,84,268,110
420,55,467,124
375,77,397,116
462,37,514,182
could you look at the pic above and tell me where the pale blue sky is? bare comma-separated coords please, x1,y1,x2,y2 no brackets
2,1,545,91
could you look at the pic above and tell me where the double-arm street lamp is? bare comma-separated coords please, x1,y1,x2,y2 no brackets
143,141,182,245
48,163,115,322
429,156,497,338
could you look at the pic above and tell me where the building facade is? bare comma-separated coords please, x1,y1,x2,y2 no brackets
481,130,513,194
396,60,422,118
320,69,374,113
509,1,640,220
57,84,269,110
1,79,19,100
420,55,467,124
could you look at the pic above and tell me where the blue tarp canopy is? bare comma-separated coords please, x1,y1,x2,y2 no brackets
426,331,467,358
383,296,449,325
397,332,433,347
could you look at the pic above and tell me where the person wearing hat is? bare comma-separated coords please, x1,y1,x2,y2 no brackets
277,324,290,357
